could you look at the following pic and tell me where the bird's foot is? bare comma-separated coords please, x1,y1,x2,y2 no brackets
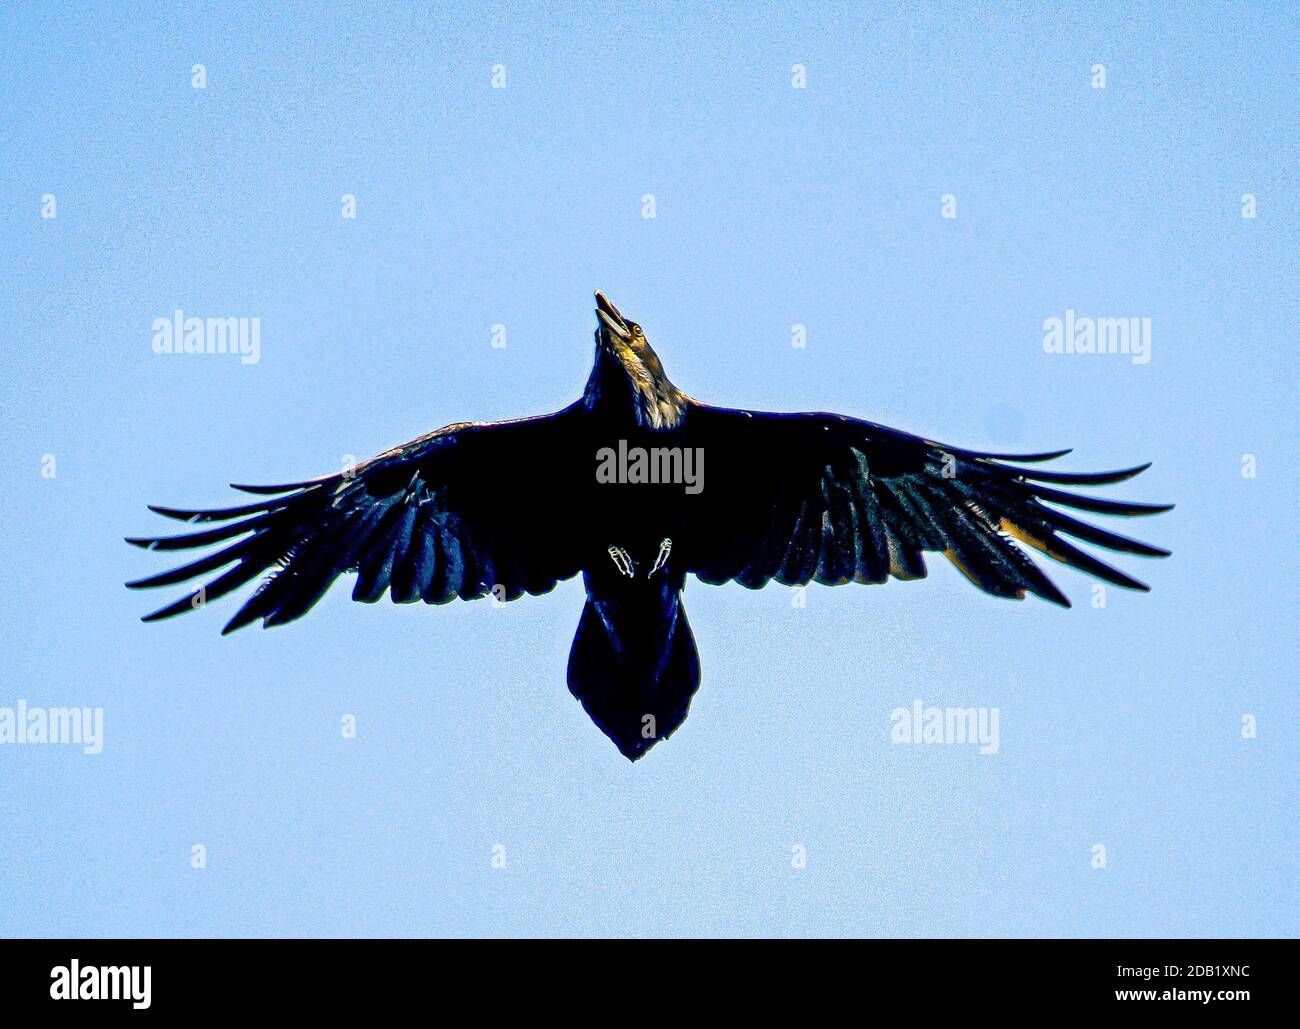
607,539,671,578
607,545,636,578
650,538,672,574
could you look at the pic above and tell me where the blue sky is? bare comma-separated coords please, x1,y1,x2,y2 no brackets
1,1,1295,937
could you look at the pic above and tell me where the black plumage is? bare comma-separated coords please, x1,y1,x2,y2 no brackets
128,292,1172,760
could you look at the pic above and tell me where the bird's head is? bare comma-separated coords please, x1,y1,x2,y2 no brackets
589,291,686,429
594,291,650,358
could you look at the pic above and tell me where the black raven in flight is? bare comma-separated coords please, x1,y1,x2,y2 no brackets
128,292,1171,759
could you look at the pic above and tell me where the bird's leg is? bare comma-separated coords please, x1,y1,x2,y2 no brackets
650,538,672,575
607,545,636,578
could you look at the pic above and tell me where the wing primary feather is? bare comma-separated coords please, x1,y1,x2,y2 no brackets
1030,486,1174,517
1018,505,1171,557
126,534,266,589
996,533,1072,607
981,471,1174,516
986,461,1151,486
126,510,279,551
141,557,275,622
229,477,333,496
222,508,370,633
946,492,1073,607
914,483,1021,598
956,447,1072,463
999,522,1151,590
147,497,294,523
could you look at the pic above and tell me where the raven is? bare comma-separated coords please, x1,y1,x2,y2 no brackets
128,292,1171,760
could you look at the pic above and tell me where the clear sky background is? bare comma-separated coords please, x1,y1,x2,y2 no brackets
1,2,1295,938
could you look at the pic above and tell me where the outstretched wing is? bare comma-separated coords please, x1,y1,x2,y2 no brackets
680,404,1172,606
127,410,584,632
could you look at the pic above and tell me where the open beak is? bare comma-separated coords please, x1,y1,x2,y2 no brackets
595,291,632,340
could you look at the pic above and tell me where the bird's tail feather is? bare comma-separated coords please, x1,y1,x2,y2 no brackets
566,597,700,761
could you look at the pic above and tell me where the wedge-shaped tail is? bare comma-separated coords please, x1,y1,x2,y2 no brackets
567,595,701,761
